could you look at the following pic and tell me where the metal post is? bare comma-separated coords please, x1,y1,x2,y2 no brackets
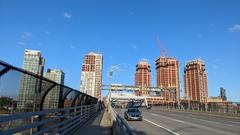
205,103,208,112
31,69,43,134
109,69,113,109
188,98,190,110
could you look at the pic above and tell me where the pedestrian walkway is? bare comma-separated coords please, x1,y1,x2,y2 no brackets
72,109,112,135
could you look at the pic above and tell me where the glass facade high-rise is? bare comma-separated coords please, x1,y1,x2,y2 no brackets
17,49,45,111
220,87,227,101
43,69,65,109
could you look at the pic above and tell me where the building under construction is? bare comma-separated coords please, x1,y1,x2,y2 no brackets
184,59,208,103
135,60,151,96
155,57,180,104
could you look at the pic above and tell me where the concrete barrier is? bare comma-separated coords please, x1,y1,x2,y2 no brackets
108,107,134,135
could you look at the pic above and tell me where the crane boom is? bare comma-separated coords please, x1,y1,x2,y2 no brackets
156,36,167,58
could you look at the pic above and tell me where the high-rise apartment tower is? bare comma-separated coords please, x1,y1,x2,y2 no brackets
135,60,151,96
43,69,65,109
220,87,227,101
80,52,103,98
18,49,45,110
184,59,208,103
156,57,180,103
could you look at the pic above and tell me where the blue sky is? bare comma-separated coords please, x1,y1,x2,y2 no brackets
0,0,239,101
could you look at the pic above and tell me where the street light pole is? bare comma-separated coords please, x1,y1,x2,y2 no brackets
109,69,113,108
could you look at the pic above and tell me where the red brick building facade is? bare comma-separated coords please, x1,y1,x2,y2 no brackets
184,59,208,103
135,60,151,96
156,57,180,103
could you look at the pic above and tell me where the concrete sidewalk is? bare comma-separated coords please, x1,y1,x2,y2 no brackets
72,109,112,135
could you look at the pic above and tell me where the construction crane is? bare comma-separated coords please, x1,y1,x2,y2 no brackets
156,36,167,58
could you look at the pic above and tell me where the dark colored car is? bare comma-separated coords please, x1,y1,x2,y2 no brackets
124,107,142,121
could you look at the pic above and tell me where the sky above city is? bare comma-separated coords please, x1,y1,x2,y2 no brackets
0,0,239,101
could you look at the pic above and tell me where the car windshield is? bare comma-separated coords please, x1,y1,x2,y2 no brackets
128,108,139,112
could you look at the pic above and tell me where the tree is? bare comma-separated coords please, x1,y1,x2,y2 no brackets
0,96,13,108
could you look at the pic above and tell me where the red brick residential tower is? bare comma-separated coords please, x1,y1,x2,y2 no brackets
184,59,208,103
156,57,180,103
135,60,151,96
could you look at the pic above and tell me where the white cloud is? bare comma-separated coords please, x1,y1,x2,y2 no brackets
45,31,50,35
229,24,240,32
213,58,223,63
130,43,137,49
110,65,121,72
70,45,76,49
212,64,219,70
18,32,32,46
21,32,32,39
64,12,72,19
17,41,25,46
210,58,223,75
108,63,130,75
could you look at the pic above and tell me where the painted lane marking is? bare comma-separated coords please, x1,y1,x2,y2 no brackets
149,113,185,123
144,118,180,135
151,111,234,127
225,121,240,124
144,112,237,135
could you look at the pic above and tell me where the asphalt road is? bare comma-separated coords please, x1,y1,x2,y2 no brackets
115,107,240,135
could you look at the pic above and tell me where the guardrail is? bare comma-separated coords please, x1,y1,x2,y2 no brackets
151,106,240,118
109,106,135,135
0,104,97,135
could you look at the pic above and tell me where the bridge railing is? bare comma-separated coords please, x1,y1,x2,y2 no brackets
109,106,135,135
0,104,97,134
0,60,99,134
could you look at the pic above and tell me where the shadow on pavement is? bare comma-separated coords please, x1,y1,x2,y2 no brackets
71,110,112,135
132,129,148,135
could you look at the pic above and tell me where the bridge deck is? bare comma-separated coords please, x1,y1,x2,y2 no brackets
72,109,112,135
115,107,240,135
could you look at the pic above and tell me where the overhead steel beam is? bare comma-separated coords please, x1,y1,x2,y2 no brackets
0,66,11,77
102,84,176,92
71,93,81,107
39,83,57,111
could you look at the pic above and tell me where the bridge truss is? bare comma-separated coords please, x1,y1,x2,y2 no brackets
101,84,177,93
